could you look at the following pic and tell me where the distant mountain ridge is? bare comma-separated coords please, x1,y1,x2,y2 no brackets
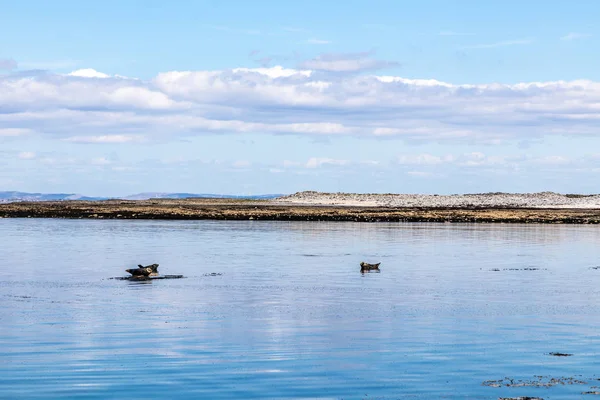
0,191,106,202
121,192,283,200
0,191,284,203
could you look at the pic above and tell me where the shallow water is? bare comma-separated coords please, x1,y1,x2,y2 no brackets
2,219,600,399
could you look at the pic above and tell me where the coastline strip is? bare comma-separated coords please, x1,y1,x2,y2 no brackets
2,199,600,223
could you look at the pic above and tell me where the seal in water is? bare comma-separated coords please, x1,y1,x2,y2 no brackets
126,263,159,277
360,262,381,272
139,263,159,276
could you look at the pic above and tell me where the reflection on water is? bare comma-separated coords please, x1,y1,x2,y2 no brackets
2,219,600,399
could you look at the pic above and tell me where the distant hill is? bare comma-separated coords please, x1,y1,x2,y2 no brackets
0,191,107,202
121,192,283,200
0,191,283,203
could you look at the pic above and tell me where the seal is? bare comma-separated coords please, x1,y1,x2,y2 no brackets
138,263,159,276
360,262,380,272
126,263,159,277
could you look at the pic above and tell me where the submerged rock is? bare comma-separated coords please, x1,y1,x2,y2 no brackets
116,263,183,280
111,275,184,281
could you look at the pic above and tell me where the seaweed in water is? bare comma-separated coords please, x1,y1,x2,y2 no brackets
548,352,573,357
483,375,587,388
499,397,544,400
490,267,544,271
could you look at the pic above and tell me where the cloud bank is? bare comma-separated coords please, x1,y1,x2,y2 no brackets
1,61,599,144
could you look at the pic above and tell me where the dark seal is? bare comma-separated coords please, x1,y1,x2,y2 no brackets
360,262,381,272
126,263,159,277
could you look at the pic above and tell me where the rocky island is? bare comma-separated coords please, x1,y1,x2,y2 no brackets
1,191,600,223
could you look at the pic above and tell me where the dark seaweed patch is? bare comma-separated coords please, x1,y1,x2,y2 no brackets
499,397,544,400
483,375,587,388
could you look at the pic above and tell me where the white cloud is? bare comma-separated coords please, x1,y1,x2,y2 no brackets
298,51,398,72
282,27,310,33
561,32,591,41
397,154,451,165
18,151,36,160
281,158,350,169
10,151,132,171
360,160,380,166
1,63,600,145
282,160,300,168
63,135,144,144
389,152,594,175
111,166,135,172
407,171,436,177
232,160,251,168
12,150,600,195
68,68,111,78
90,157,111,165
305,157,348,168
459,155,488,166
306,38,331,45
395,152,524,169
231,65,311,78
39,156,77,165
394,152,518,168
533,155,570,165
0,128,31,137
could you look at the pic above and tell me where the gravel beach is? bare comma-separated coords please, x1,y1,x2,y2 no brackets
276,191,600,209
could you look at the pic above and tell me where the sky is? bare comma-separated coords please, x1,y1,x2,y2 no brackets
1,0,600,196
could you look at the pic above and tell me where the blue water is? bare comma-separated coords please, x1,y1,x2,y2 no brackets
2,219,600,399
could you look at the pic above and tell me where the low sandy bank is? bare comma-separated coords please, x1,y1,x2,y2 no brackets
275,191,600,209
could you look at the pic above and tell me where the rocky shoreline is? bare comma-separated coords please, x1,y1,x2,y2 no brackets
1,195,600,223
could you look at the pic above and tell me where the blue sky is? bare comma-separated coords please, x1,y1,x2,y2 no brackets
1,0,600,196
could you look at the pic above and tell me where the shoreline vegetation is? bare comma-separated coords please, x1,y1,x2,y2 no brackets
2,191,600,223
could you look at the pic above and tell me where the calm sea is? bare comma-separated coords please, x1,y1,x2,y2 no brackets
2,219,600,399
